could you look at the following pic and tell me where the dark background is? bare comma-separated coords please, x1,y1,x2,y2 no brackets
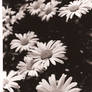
3,0,92,92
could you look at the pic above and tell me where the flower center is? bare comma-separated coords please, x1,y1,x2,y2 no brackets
69,5,79,12
41,50,52,60
34,3,40,9
21,38,29,46
26,62,34,70
45,8,52,15
3,79,9,87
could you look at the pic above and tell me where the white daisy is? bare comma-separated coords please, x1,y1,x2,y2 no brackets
36,74,81,92
3,24,12,39
3,71,23,92
16,56,46,77
39,0,60,21
11,5,26,24
10,31,39,52
2,6,15,23
27,0,45,15
3,6,15,39
3,5,26,29
29,40,66,68
59,0,92,22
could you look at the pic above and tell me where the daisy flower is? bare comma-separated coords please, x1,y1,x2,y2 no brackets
11,5,26,24
59,0,92,22
3,6,15,39
39,0,60,21
29,40,66,68
3,71,23,92
3,24,12,39
2,6,15,23
16,56,46,77
27,0,45,15
10,31,39,52
36,74,81,92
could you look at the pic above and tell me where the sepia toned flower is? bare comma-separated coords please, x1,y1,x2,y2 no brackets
36,74,81,92
27,0,45,15
2,6,15,39
17,56,46,77
10,31,39,52
39,0,60,21
11,5,26,24
59,0,92,22
3,71,23,92
30,40,66,68
2,6,15,23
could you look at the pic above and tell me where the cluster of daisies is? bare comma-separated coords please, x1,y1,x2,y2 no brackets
3,0,92,92
3,0,92,39
3,31,81,92
27,0,92,21
3,5,26,39
3,71,81,92
10,31,67,76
